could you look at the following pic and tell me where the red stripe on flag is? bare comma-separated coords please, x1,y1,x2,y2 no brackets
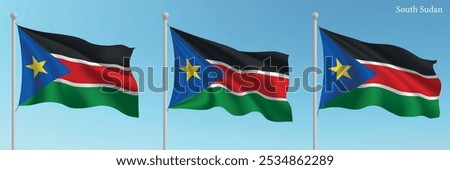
213,64,289,99
364,64,441,97
57,58,138,92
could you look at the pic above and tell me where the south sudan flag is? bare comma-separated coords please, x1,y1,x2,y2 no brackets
169,27,292,122
319,28,441,118
17,26,139,117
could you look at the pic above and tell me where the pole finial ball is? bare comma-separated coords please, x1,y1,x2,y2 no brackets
11,12,18,20
312,12,319,20
162,12,169,20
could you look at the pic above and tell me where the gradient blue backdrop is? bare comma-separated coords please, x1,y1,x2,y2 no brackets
1,0,449,149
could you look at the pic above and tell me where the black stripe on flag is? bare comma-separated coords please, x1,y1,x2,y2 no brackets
19,26,133,68
320,28,437,76
171,27,290,75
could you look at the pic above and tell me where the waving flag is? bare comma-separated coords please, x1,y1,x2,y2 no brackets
319,27,441,118
169,27,292,122
17,26,139,117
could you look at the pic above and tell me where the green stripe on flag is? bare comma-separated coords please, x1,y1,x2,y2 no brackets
322,86,440,118
21,82,139,117
170,87,292,122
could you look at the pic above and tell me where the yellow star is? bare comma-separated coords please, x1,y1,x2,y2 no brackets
26,56,48,78
179,59,200,80
329,58,351,80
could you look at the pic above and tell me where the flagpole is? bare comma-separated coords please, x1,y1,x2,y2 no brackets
162,12,169,150
11,12,17,150
312,12,319,150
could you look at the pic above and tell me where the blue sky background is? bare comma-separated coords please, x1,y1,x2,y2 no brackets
0,0,449,150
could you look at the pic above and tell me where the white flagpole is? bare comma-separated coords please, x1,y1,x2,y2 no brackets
11,12,17,150
162,12,169,150
312,12,319,150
